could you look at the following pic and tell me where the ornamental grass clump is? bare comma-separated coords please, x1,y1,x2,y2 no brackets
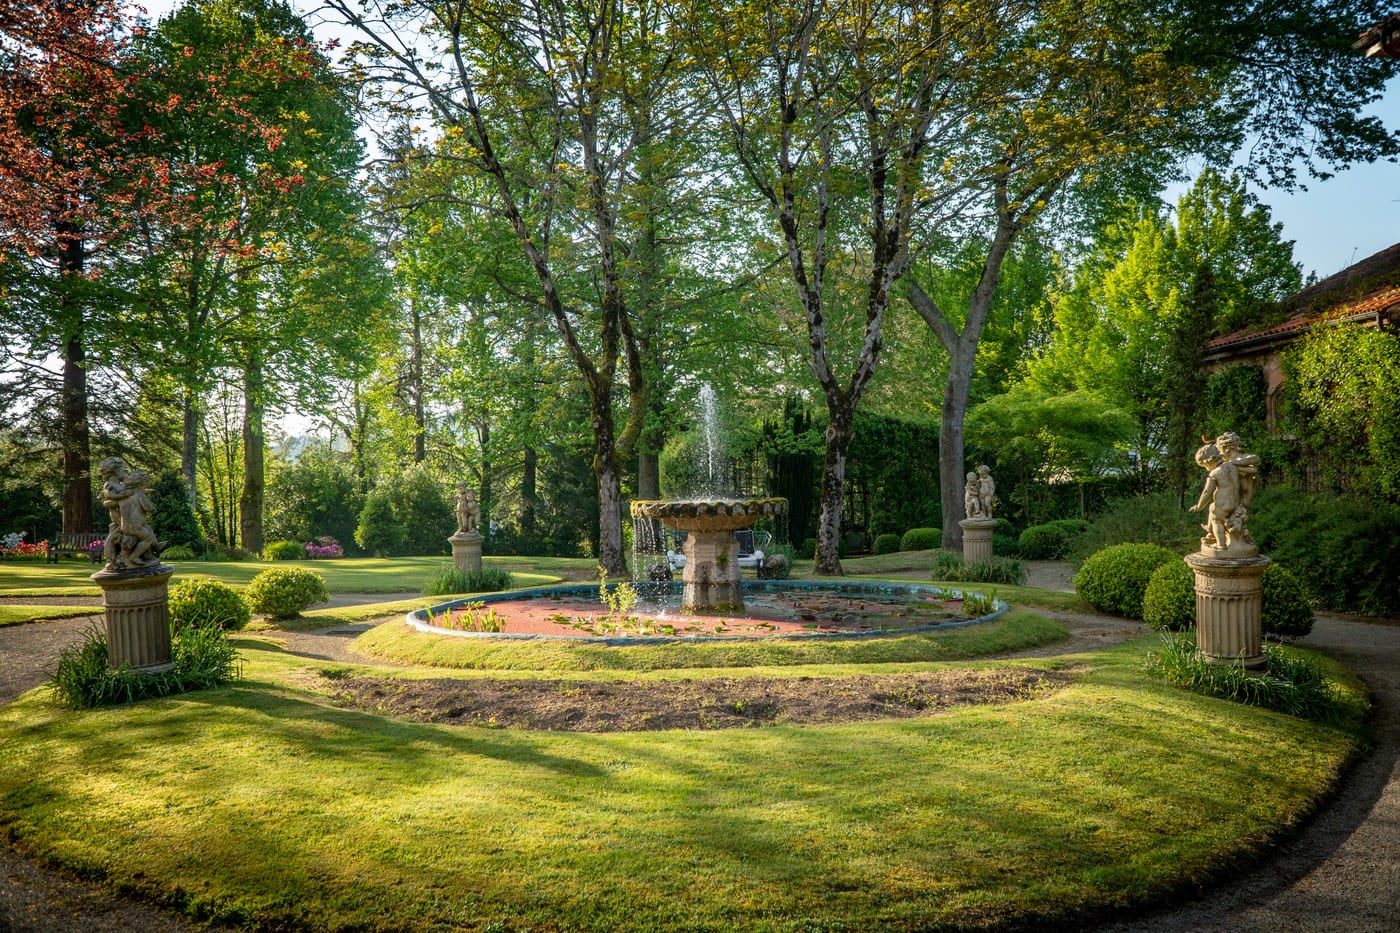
1074,543,1180,618
168,579,251,632
930,553,1027,586
247,566,328,619
424,565,514,597
262,540,305,561
1144,633,1345,721
47,625,241,710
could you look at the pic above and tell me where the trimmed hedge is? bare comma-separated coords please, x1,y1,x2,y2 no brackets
1018,519,1091,560
262,540,305,561
168,579,251,632
1074,543,1181,618
873,533,902,555
900,527,941,551
246,567,328,620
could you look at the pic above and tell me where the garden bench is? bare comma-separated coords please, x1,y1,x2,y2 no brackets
46,532,106,563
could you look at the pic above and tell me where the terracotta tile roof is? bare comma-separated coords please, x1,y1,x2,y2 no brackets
1207,244,1400,353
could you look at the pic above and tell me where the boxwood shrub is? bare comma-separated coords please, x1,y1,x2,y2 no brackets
873,533,902,555
246,566,328,619
1140,559,1315,639
168,579,251,632
900,527,941,551
1074,543,1181,618
262,540,305,561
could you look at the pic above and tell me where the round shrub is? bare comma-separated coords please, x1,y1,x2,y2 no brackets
900,527,941,551
246,566,328,619
873,533,901,555
797,538,817,560
161,544,198,562
168,578,251,632
992,533,1021,557
1263,564,1315,639
1142,560,1195,631
1074,543,1181,618
262,540,305,561
1018,524,1069,560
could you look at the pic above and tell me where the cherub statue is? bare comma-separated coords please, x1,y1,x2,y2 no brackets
98,457,160,569
976,465,996,520
964,471,984,519
455,482,480,535
1189,432,1259,556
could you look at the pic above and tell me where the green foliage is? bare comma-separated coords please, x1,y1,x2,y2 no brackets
1262,564,1314,639
424,565,515,597
385,466,454,555
1251,487,1400,617
1281,325,1400,499
900,528,941,551
149,472,204,551
873,533,901,555
262,540,305,561
355,488,405,558
1074,543,1181,618
168,579,251,632
1145,634,1345,722
1071,493,1201,558
992,533,1021,557
1142,560,1195,632
246,566,328,619
265,444,365,554
1017,520,1089,560
47,625,240,710
797,538,817,560
930,553,1027,586
161,545,197,561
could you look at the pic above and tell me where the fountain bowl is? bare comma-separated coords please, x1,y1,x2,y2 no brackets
630,497,788,534
631,497,788,612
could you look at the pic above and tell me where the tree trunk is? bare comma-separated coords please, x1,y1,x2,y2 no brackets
520,445,538,538
591,393,627,577
410,294,425,463
638,451,660,499
478,416,491,552
813,407,854,575
239,342,265,554
60,332,93,534
58,225,92,534
182,386,199,510
939,338,978,550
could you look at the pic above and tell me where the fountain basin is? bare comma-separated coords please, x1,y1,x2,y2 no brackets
631,497,788,613
407,580,1008,644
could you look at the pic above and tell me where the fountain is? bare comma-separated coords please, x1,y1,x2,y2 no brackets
630,496,787,612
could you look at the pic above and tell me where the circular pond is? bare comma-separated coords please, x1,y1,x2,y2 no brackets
408,580,1007,644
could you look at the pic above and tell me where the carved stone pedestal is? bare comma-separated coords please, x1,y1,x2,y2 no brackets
681,530,743,613
450,532,484,575
1185,552,1270,670
959,518,997,565
92,563,175,673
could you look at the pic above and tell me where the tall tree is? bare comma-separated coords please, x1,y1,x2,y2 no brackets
329,0,709,575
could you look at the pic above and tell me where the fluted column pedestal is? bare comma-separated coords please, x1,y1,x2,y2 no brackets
92,564,175,673
450,532,484,575
959,518,996,565
1185,552,1270,670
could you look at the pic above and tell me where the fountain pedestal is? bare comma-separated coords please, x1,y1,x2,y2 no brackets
1186,552,1269,670
631,497,787,614
680,530,743,613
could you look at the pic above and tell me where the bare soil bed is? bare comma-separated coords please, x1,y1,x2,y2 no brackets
321,666,1077,732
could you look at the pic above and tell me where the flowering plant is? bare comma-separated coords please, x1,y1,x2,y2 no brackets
86,539,106,559
1,533,47,558
304,535,343,559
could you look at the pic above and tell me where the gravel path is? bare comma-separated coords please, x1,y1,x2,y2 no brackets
1,589,1398,931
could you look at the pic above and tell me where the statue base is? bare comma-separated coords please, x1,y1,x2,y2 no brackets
449,532,484,575
959,518,997,565
681,530,743,614
1185,552,1270,670
92,563,176,673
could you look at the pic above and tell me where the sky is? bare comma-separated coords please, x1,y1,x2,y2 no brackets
131,1,1400,282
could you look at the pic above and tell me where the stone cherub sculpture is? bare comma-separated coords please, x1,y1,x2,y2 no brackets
98,457,161,570
977,465,996,519
455,482,481,535
964,471,984,519
1189,431,1260,557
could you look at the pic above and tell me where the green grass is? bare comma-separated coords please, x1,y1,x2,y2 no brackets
0,557,562,598
0,634,1367,932
352,608,1067,672
0,605,102,628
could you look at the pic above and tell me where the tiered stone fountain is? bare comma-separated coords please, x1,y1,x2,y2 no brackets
630,497,787,613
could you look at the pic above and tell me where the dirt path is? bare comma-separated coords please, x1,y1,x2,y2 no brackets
2,598,1398,931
